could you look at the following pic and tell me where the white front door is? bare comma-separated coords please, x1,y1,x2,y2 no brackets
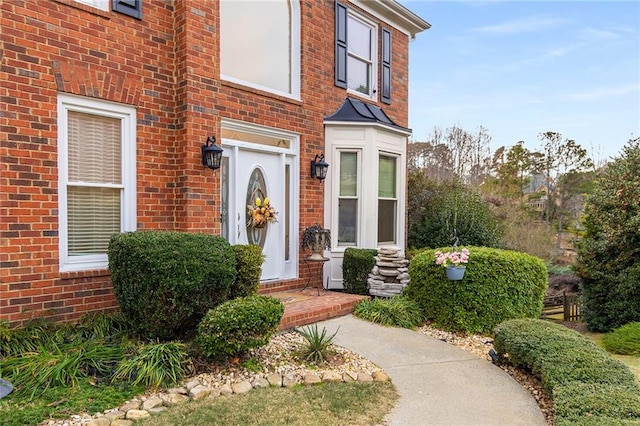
235,149,285,281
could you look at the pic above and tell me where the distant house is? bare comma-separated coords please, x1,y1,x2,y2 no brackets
524,173,555,214
0,0,430,325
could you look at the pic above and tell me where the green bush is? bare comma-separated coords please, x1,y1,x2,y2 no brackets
553,382,640,424
108,231,237,340
493,319,636,392
603,322,640,356
230,244,264,299
342,248,377,295
407,174,502,249
354,297,424,329
196,295,284,361
405,247,547,334
576,138,640,332
494,319,640,425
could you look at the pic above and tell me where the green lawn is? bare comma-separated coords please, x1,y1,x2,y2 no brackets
137,381,398,426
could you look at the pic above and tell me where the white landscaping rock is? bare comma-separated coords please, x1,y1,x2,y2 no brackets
126,409,150,420
232,380,253,394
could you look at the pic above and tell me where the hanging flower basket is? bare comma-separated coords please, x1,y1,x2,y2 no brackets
435,248,470,281
445,266,466,281
247,196,278,229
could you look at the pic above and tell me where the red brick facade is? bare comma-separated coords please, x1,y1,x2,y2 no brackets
0,0,425,325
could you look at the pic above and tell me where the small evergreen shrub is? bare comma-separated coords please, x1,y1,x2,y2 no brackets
196,295,284,361
108,231,237,340
354,297,424,329
602,322,640,356
405,247,547,334
342,248,377,295
230,244,264,299
494,319,640,425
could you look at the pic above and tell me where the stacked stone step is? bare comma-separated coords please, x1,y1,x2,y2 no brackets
368,247,410,297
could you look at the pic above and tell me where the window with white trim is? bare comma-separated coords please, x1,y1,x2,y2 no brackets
338,151,359,246
347,13,376,97
57,95,136,272
220,0,300,99
334,4,378,100
75,0,108,11
378,154,397,244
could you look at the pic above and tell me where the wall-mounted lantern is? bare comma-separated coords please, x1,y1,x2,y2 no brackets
310,154,329,181
202,136,223,171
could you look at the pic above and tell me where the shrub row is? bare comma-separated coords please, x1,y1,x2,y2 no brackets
109,232,264,340
494,319,640,425
406,247,547,334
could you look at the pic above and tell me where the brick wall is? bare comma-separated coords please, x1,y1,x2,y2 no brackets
0,0,411,325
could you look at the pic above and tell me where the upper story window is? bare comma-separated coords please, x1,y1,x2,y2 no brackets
347,14,375,97
220,0,301,99
335,3,386,102
58,94,136,272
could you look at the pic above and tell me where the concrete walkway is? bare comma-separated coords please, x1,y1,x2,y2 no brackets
315,315,546,426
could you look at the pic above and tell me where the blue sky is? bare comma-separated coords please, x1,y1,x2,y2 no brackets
403,0,640,163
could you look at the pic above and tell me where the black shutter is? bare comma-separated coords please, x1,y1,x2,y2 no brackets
381,28,392,104
335,2,348,89
112,0,142,20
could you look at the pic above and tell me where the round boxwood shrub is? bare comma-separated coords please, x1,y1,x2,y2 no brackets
196,295,284,361
108,231,237,340
405,246,547,334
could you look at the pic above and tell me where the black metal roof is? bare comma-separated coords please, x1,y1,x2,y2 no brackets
324,98,411,133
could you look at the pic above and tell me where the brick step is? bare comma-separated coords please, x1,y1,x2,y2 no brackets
269,289,370,331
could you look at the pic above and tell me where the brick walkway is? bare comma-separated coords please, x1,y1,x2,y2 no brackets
271,289,369,330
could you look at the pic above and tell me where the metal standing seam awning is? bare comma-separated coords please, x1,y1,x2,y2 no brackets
323,97,412,135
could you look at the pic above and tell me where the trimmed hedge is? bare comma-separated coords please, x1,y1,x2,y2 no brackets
196,295,284,361
109,231,237,340
342,248,377,295
494,319,640,425
230,244,264,299
405,247,547,334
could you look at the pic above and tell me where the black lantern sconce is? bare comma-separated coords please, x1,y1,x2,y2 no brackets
202,136,223,171
310,154,329,181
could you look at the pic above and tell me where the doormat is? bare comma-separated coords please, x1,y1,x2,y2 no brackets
271,292,313,304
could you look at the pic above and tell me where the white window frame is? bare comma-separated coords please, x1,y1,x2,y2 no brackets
74,0,109,11
220,0,301,100
336,149,361,248
57,94,137,272
377,152,399,245
347,11,377,101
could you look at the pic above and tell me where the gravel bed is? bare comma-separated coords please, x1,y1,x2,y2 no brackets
38,326,555,425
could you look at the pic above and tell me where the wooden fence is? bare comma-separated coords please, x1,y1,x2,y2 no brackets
542,292,582,322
